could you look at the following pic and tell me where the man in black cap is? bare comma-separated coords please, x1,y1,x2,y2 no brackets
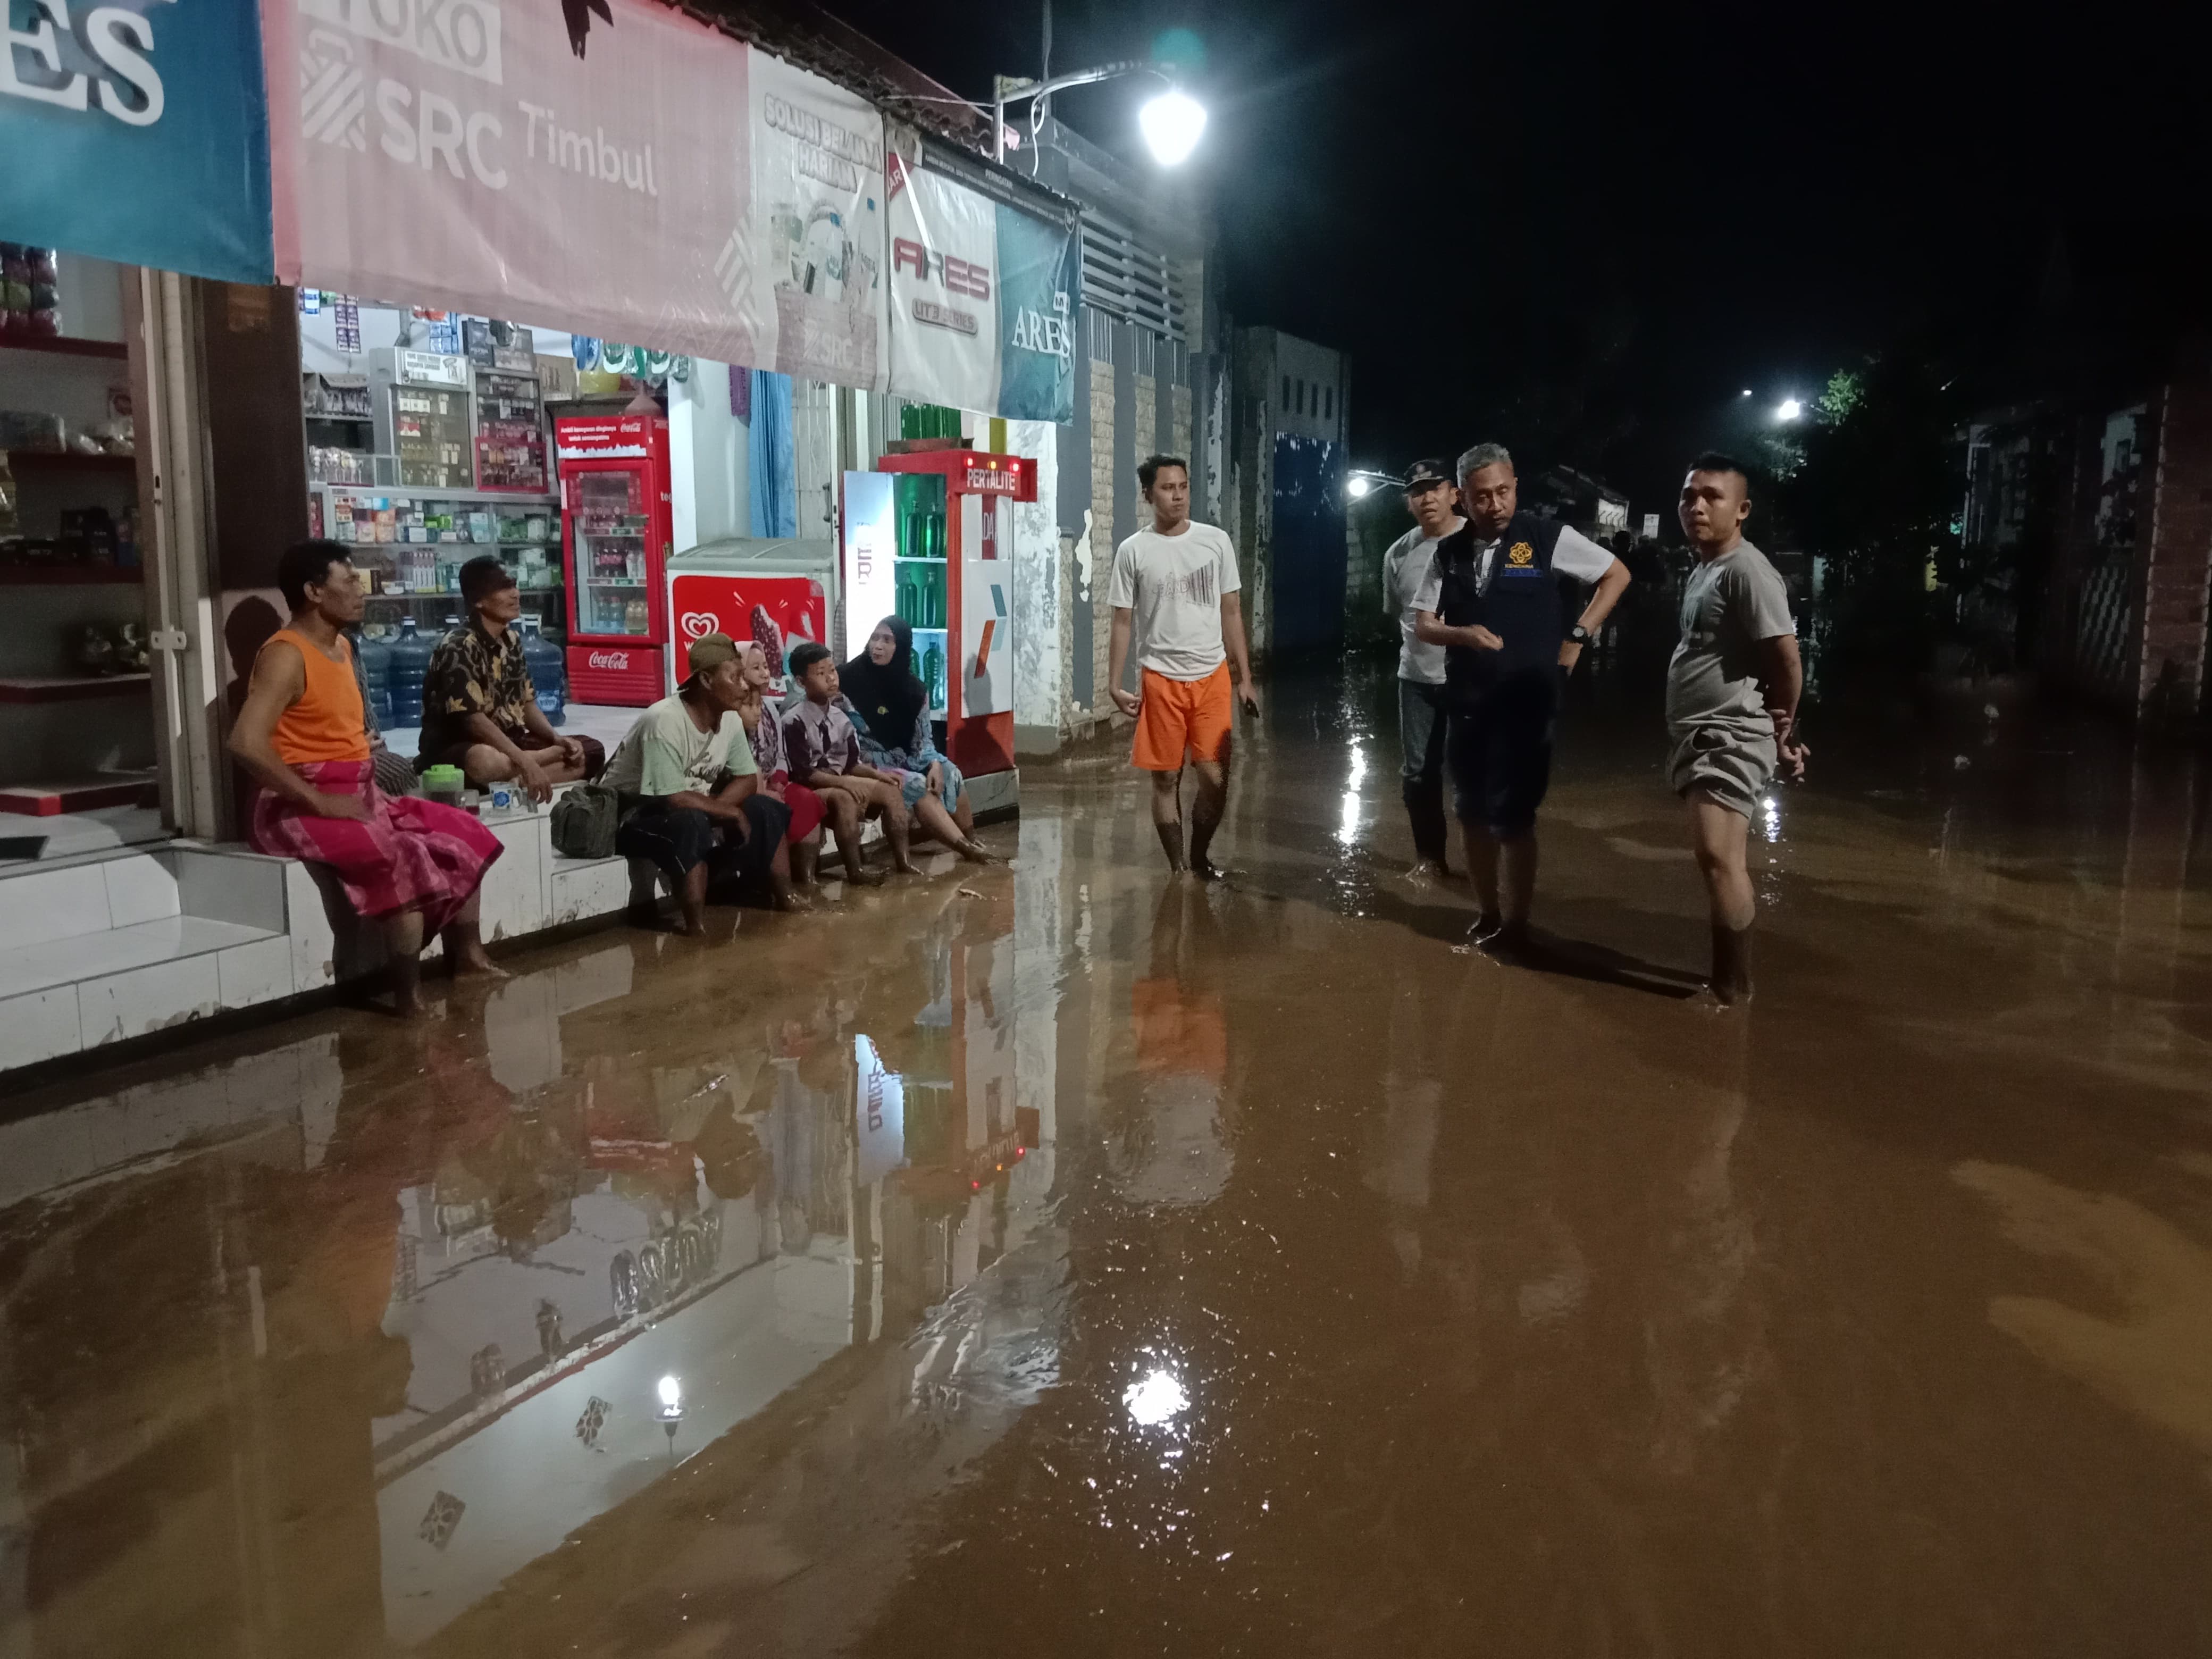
1413,443,1631,951
1379,459,1465,878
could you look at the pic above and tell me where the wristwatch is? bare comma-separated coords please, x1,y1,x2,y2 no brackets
1567,624,1593,646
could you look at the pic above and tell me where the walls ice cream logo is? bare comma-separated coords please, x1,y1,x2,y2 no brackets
678,611,718,640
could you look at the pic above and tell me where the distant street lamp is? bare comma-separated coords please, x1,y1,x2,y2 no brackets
1778,398,1804,422
1346,468,1403,501
992,63,1207,167
1740,389,1754,398
657,1373,684,1456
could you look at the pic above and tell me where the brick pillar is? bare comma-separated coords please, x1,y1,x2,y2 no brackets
2136,354,2212,722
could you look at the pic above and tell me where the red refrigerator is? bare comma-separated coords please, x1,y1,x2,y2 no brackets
556,413,672,706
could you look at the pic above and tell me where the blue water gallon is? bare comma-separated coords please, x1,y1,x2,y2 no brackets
388,614,431,728
354,629,395,728
520,612,566,726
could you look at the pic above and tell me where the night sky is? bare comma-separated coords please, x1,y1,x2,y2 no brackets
834,0,2212,514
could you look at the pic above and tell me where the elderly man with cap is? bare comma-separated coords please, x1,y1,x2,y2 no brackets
1413,443,1632,952
1380,458,1467,879
602,631,798,934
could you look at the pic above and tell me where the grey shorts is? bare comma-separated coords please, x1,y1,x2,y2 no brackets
1668,723,1777,819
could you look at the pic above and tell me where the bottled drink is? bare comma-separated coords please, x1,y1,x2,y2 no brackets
923,640,945,709
388,615,431,728
520,613,566,727
354,627,395,728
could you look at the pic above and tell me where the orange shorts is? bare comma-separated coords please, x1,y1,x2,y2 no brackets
1132,664,1234,771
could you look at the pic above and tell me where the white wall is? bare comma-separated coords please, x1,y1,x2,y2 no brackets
668,361,750,551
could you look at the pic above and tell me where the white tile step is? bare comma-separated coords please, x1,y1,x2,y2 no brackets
0,915,281,1002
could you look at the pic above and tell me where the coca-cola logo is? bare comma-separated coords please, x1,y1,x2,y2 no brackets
678,611,718,640
587,651,632,671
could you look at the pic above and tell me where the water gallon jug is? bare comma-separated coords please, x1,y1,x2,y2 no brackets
520,613,567,726
388,615,432,730
353,628,395,730
922,640,945,710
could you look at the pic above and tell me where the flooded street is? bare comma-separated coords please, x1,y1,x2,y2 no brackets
4,666,2210,1657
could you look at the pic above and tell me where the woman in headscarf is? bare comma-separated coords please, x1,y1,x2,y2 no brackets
732,640,828,884
839,616,996,862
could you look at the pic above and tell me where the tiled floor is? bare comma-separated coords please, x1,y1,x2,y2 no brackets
0,914,278,1001
0,806,168,862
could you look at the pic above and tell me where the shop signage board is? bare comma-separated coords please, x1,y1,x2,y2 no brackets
744,50,888,392
885,155,1077,424
270,0,764,368
1,0,274,281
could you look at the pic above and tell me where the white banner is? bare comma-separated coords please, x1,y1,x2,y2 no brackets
744,52,888,391
885,154,997,413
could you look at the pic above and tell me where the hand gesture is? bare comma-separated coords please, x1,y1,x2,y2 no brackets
1111,685,1143,718
1470,625,1505,651
515,755,554,804
1236,679,1261,716
558,735,585,768
312,790,372,822
1557,642,1584,673
925,760,944,797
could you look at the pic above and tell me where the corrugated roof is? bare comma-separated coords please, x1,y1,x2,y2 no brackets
656,0,987,148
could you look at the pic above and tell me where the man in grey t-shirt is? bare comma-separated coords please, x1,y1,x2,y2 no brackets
1669,451,1808,1003
1379,457,1464,878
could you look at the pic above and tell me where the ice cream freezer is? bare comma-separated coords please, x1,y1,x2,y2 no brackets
662,538,837,697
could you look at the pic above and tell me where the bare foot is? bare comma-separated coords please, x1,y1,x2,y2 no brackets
847,867,888,887
771,885,814,913
1405,859,1447,884
957,840,1002,864
1190,857,1225,883
890,858,921,876
451,950,509,981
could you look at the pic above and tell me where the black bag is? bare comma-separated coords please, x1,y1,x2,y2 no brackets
550,783,621,859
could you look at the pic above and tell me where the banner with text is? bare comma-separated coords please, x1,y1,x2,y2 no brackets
274,0,761,367
2,0,274,282
885,155,1076,424
743,51,887,391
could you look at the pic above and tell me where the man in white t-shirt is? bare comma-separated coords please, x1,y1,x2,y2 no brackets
1380,457,1465,880
1107,454,1260,878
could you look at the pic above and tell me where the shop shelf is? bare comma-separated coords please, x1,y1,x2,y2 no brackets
0,672,151,703
6,450,137,474
0,565,143,585
0,335,127,361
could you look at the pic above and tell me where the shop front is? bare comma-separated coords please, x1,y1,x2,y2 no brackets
1,0,275,856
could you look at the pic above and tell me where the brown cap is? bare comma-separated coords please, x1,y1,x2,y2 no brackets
686,632,740,676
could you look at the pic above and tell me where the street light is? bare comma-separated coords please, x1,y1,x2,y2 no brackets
993,62,1206,166
657,1373,684,1455
1346,468,1404,501
1777,398,1804,421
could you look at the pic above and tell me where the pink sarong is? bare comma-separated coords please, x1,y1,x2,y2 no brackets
249,760,500,936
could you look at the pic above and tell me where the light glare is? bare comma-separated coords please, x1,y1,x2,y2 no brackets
1778,398,1803,421
657,1374,682,1409
1124,1368,1189,1426
1347,475,1371,498
1139,90,1207,165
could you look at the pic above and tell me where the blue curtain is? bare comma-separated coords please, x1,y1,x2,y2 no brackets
748,370,796,538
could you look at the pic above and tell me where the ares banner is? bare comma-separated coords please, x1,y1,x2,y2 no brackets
1,0,274,281
885,154,1076,424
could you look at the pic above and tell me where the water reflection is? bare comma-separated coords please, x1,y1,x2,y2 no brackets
0,823,1069,1656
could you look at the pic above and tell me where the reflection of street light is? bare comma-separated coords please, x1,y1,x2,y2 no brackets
1777,398,1804,422
992,63,1206,167
657,1374,684,1455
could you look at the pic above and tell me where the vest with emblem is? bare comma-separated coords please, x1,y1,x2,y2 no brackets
1434,513,1566,700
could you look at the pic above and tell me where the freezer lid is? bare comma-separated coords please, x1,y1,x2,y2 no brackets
667,537,837,570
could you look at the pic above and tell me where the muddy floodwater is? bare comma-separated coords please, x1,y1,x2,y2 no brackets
3,667,2209,1656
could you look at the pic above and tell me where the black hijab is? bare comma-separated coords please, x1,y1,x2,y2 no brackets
841,615,926,746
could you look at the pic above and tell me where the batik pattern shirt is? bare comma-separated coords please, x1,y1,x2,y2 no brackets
418,621,535,758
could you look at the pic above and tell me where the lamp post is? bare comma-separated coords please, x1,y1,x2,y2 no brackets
992,63,1206,166
1346,468,1405,501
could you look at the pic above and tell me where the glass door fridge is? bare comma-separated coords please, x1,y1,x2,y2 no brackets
555,414,672,706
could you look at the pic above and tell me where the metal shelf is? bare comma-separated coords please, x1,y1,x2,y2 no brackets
319,482,558,508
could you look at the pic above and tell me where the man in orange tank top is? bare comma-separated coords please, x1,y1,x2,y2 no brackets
229,540,505,1016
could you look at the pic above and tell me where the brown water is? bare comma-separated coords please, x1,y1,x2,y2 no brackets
3,668,2210,1657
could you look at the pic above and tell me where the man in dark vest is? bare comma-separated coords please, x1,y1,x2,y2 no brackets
1413,443,1632,951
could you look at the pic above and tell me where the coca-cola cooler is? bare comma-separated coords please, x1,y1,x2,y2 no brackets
556,413,672,706
661,537,838,697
